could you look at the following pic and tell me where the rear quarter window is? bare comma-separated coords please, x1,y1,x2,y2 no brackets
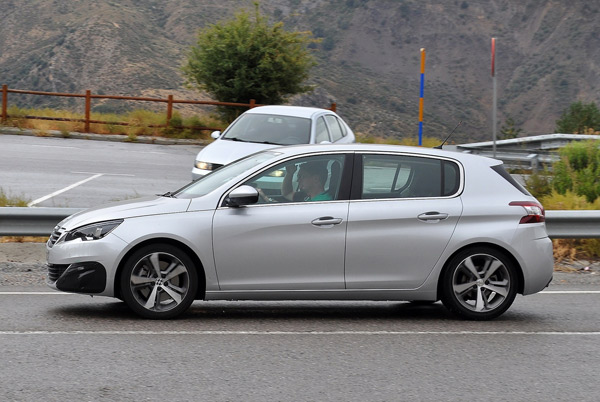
491,165,531,196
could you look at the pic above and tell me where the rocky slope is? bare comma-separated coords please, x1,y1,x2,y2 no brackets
1,0,598,142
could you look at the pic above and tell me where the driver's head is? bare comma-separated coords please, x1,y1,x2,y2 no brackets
298,161,328,186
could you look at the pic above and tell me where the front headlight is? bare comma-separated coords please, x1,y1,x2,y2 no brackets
62,220,123,243
195,161,214,171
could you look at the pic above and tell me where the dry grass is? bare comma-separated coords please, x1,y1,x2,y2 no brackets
3,106,225,140
0,236,47,243
0,188,29,207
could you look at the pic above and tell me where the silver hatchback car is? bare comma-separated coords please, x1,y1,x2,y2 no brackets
47,144,553,320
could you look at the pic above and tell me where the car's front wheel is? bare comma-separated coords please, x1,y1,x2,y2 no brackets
441,247,518,320
120,244,198,319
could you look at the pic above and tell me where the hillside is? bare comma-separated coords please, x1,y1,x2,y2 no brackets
0,0,598,142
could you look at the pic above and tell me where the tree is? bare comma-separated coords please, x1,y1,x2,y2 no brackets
555,101,600,134
182,4,317,120
500,116,522,139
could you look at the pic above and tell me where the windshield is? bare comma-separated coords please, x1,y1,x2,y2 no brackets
223,113,311,145
175,152,279,199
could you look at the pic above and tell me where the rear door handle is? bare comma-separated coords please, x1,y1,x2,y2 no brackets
311,217,343,227
417,212,449,222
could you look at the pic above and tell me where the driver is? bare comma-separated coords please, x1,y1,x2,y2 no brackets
282,161,332,202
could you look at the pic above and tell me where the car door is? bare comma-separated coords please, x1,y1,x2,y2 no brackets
345,153,463,289
212,153,351,291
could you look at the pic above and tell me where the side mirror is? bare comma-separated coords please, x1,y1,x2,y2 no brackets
224,185,259,207
211,131,222,139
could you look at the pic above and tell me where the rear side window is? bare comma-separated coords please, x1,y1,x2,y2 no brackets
360,154,461,199
491,165,531,196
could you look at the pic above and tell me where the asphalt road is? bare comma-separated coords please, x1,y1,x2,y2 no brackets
3,133,600,400
1,275,600,401
0,134,202,207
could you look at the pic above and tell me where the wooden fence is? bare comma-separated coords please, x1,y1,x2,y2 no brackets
1,84,337,133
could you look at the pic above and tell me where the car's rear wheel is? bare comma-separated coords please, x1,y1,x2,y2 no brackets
120,244,198,319
441,247,517,320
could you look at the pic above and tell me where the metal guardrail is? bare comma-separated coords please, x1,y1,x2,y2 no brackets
1,207,599,239
0,207,83,237
544,210,600,239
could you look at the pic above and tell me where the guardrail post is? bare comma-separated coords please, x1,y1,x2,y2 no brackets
249,99,256,109
2,84,7,123
330,102,337,113
166,94,173,126
85,90,91,132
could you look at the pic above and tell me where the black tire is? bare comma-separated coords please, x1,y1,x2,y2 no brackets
441,247,518,320
120,243,198,319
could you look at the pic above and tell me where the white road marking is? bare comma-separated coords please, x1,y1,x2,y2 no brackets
0,330,599,336
27,174,104,206
2,291,599,296
71,171,135,177
541,290,600,294
0,290,600,296
128,151,170,155
32,145,78,149
0,292,67,295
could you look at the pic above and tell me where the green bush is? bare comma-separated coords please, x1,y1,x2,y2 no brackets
552,140,600,202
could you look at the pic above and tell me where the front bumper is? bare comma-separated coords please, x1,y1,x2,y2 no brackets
46,233,128,297
47,262,106,293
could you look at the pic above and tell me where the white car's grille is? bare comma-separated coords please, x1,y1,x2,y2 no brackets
48,226,65,248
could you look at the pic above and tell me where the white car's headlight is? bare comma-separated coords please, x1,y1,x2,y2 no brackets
195,161,214,170
62,220,123,243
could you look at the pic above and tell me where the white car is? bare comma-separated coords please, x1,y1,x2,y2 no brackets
191,105,355,179
47,143,553,320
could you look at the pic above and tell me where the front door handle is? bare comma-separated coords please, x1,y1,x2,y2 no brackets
417,212,449,222
311,217,343,227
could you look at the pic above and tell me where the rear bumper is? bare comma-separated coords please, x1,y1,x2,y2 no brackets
520,236,554,295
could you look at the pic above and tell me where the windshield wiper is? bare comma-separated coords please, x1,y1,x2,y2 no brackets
241,139,281,145
224,137,249,142
159,191,176,198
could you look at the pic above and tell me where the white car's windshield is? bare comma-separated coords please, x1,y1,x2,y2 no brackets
223,113,311,145
175,152,279,198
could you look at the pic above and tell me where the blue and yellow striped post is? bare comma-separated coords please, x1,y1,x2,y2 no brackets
418,48,426,146
491,38,497,158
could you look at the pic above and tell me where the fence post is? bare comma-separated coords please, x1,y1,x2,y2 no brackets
330,102,337,113
85,90,91,132
249,99,256,109
166,95,173,127
2,84,7,123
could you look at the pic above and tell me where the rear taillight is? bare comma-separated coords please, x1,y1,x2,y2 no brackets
509,201,545,224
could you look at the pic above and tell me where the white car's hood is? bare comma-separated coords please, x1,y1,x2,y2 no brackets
58,196,192,230
197,139,277,165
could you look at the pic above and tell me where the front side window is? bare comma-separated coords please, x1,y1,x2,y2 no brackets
325,115,344,142
360,154,460,199
242,154,347,204
315,117,331,143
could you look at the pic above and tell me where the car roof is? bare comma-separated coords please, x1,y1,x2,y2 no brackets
266,143,502,165
244,105,334,119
